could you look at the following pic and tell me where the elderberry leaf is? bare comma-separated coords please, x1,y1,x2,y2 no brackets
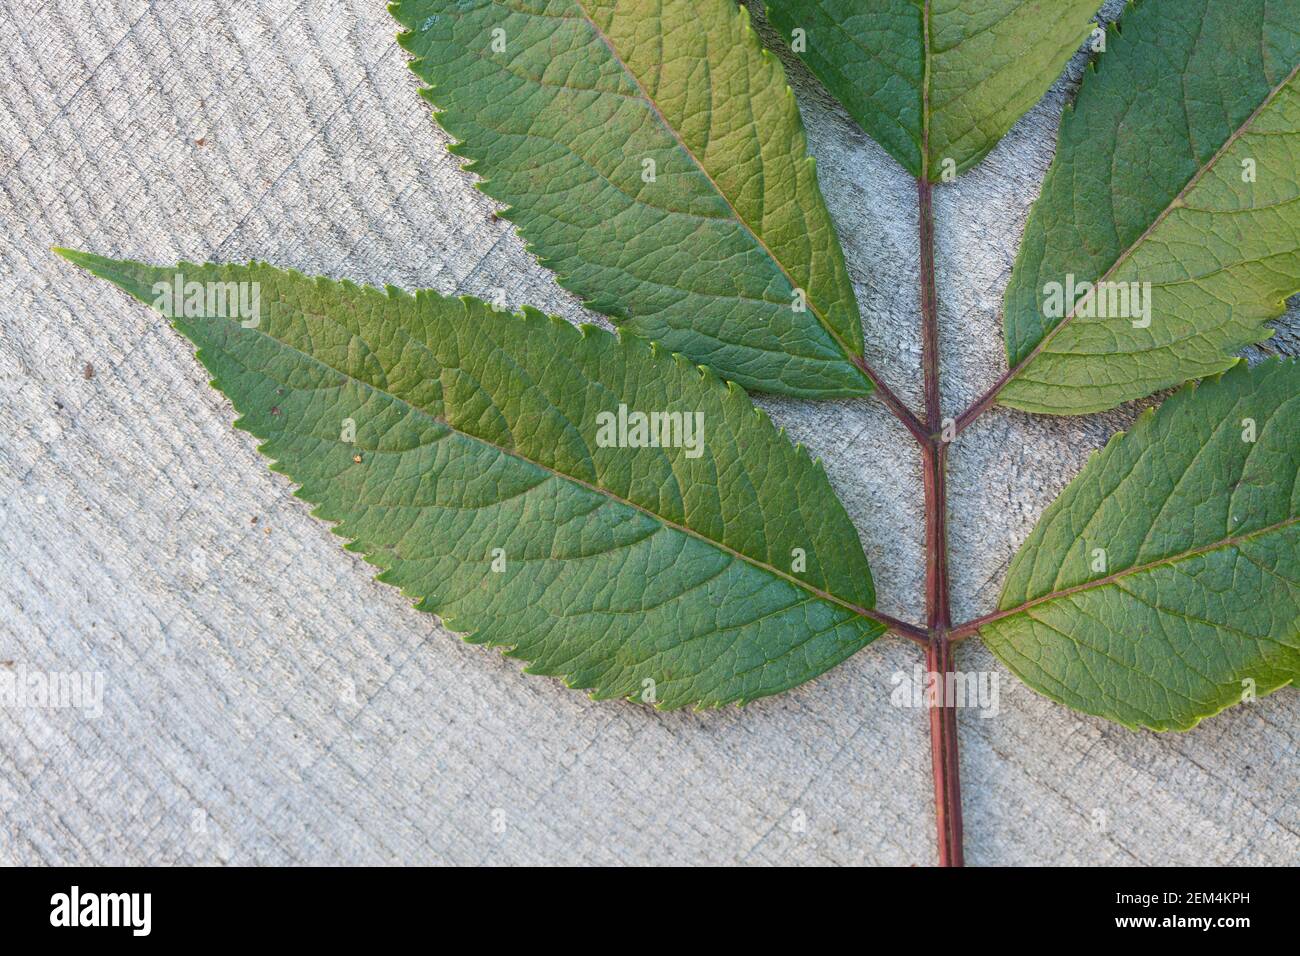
984,360,1299,730
56,249,888,709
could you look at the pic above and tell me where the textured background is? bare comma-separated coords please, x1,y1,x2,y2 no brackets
1,0,1295,865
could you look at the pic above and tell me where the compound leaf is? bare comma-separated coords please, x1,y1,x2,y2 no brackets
1000,0,1300,414
57,249,888,709
763,0,1101,180
391,0,872,400
981,360,1299,731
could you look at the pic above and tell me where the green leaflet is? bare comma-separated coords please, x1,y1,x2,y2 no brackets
1000,0,1300,415
763,0,1100,180
983,360,1299,731
57,249,887,709
390,0,872,401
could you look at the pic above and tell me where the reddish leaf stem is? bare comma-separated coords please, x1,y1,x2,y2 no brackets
871,610,931,645
926,630,963,865
853,355,929,444
917,176,964,867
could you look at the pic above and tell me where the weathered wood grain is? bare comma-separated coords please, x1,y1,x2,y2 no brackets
0,0,1295,865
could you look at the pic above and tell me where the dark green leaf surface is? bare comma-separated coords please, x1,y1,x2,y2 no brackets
983,360,1299,731
391,0,872,400
58,250,887,708
763,0,1100,180
1000,0,1300,414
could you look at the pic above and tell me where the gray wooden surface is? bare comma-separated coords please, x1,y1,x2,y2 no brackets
1,0,1295,866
